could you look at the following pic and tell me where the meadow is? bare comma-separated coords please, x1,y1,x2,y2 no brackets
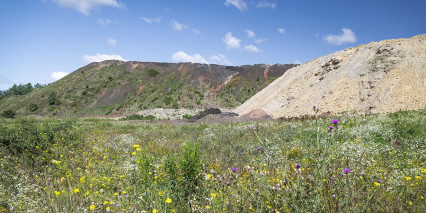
0,109,425,212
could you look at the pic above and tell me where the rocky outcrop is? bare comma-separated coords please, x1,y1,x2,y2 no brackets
235,34,426,118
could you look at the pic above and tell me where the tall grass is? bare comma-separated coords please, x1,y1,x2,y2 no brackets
0,109,425,212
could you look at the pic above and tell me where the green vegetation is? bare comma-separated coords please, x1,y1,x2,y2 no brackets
0,83,45,100
1,109,16,119
120,114,156,121
48,91,61,105
0,109,425,212
27,103,38,112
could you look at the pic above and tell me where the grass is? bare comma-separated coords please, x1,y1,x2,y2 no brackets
0,109,425,212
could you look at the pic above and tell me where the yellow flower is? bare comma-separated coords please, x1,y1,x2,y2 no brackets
103,201,109,205
114,193,118,196
56,161,61,164
206,174,212,180
61,177,65,182
422,168,426,173
106,206,110,211
409,201,412,205
136,148,141,151
374,182,380,187
90,205,95,210
211,193,218,199
132,152,136,156
206,206,211,209
85,191,90,196
133,145,140,148
166,198,172,203
54,191,60,196
122,191,126,194
73,188,79,193
405,177,412,181
415,176,422,180
152,209,158,213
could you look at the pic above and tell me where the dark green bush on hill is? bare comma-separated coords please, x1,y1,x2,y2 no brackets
48,91,61,105
146,68,160,77
1,109,16,119
27,103,38,112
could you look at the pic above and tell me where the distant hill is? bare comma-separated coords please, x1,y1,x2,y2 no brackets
0,61,296,117
235,34,426,118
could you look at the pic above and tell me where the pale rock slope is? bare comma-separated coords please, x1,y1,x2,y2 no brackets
235,34,426,118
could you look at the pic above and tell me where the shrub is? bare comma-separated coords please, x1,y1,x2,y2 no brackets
48,92,61,105
27,103,38,112
1,109,15,119
120,114,156,121
179,141,204,197
81,90,88,96
146,68,160,77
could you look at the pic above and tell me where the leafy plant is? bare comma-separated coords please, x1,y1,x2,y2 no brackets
1,109,15,119
27,103,39,112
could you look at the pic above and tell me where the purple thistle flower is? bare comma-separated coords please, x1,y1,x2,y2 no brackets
332,119,339,124
36,161,39,164
336,126,340,129
313,106,316,109
377,180,381,183
250,126,255,130
232,167,238,172
257,147,261,151
329,126,334,130
295,164,301,169
343,168,351,174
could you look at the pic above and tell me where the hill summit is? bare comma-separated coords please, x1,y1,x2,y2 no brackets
235,34,426,118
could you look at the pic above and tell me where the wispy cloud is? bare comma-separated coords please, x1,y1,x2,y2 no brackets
107,38,116,45
292,60,302,64
82,54,127,63
224,0,248,12
255,0,277,9
278,28,285,34
244,44,261,52
51,72,69,80
254,38,268,43
141,16,162,24
97,18,117,26
245,30,256,38
50,0,125,15
170,20,199,34
172,51,232,65
325,28,357,45
222,32,241,49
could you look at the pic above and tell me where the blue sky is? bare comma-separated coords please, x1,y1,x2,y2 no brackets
0,0,425,90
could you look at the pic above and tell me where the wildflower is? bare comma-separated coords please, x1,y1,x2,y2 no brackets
332,118,339,124
56,161,61,164
133,145,140,149
415,176,422,180
106,206,110,212
313,106,316,109
329,126,334,130
73,188,79,193
54,191,60,196
90,205,96,210
343,168,350,174
377,180,381,183
374,182,380,187
206,206,211,209
295,164,301,169
257,147,261,151
211,193,218,199
232,167,238,172
405,177,412,181
132,152,136,156
152,209,158,213
166,198,172,203
422,168,426,173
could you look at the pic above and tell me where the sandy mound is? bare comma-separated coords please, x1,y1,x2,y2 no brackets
235,34,426,118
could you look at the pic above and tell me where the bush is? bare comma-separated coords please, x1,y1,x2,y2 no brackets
1,109,15,119
81,90,88,96
179,141,204,197
27,103,38,112
48,92,61,105
120,114,156,121
146,68,160,77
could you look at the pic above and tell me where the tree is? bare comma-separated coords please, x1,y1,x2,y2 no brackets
48,92,61,105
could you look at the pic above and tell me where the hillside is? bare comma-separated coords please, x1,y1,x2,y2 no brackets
0,61,296,117
235,34,426,118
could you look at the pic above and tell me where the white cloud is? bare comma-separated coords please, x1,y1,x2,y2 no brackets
141,16,162,24
222,32,241,49
107,38,116,45
245,30,256,38
292,60,302,64
172,51,232,65
278,28,285,34
82,54,127,63
170,20,199,34
172,51,208,64
224,0,248,12
254,38,268,43
256,0,277,9
51,0,125,15
51,72,69,80
97,18,116,26
325,28,357,45
209,54,232,65
244,44,261,52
